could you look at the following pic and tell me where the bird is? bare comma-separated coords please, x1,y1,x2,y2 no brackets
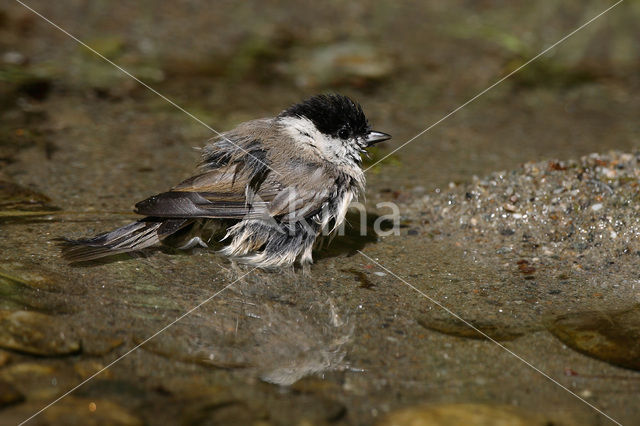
61,94,391,268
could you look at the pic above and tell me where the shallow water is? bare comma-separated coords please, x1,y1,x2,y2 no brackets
1,1,640,425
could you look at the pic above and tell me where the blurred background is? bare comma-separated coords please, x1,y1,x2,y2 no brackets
1,1,639,425
2,0,639,200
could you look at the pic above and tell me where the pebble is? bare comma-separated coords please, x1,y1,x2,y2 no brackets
503,203,518,213
0,350,11,367
377,403,548,426
291,42,393,88
546,305,640,370
0,310,80,356
417,315,536,341
74,360,112,379
0,362,61,400
0,263,84,294
0,362,55,379
81,336,123,356
0,180,58,212
0,380,24,407
2,51,26,65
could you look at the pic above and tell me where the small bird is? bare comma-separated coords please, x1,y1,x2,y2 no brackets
62,94,391,267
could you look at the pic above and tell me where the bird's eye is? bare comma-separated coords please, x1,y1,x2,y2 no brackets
338,128,350,139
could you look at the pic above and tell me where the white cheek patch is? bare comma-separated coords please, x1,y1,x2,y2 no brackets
280,116,345,161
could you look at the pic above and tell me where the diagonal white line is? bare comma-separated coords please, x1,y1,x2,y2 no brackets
18,268,257,426
14,0,281,176
364,0,624,173
357,250,622,426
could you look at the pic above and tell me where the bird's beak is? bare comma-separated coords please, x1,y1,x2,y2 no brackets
365,130,391,147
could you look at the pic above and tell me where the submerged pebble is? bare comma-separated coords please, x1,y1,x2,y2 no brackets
0,180,59,214
291,42,393,88
546,305,640,370
377,403,551,426
417,315,537,341
0,350,10,367
73,360,113,380
0,310,80,356
0,380,24,408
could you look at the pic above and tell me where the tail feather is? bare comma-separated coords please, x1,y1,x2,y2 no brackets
60,218,191,262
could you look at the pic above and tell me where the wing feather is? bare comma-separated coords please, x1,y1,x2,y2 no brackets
134,128,340,223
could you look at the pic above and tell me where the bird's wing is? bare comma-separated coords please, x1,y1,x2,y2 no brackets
136,116,340,221
134,165,266,219
134,162,337,222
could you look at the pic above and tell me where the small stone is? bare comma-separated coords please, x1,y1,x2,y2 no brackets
291,377,341,394
74,360,112,379
503,203,517,212
292,42,393,88
518,264,536,275
0,262,85,295
0,362,59,399
2,51,26,65
81,336,123,356
0,350,11,367
591,203,603,211
377,403,547,426
0,181,58,213
0,380,24,407
579,389,593,398
0,362,55,378
546,305,640,370
417,315,534,341
0,311,80,356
